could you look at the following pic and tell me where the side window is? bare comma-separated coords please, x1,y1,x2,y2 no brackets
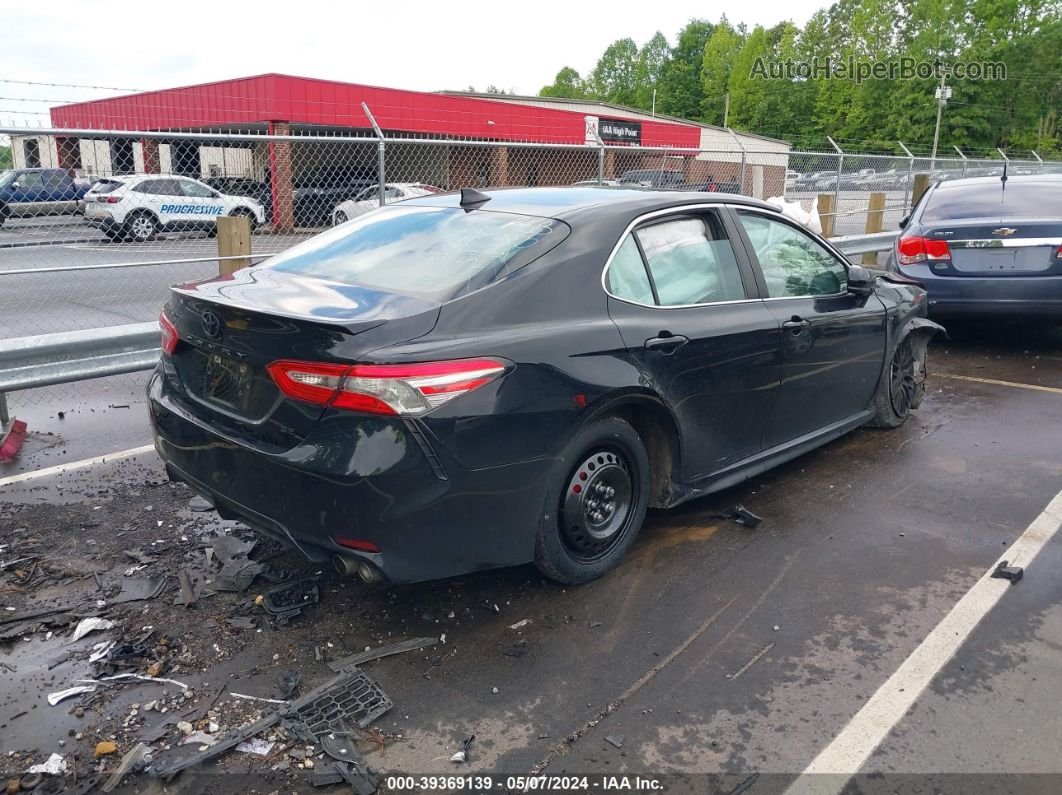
19,171,44,189
606,237,655,305
635,216,746,306
736,212,847,298
132,180,160,194
180,180,218,198
45,171,68,188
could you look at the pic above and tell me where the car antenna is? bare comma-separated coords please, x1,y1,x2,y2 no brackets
1000,160,1008,198
460,188,492,211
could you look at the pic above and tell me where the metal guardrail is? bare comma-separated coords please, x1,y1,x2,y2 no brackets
0,230,901,425
0,323,160,423
832,230,900,256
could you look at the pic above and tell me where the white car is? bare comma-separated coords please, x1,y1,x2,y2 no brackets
83,174,266,242
331,183,442,225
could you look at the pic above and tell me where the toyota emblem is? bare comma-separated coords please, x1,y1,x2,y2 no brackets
201,310,223,340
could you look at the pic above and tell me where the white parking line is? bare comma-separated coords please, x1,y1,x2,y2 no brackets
786,486,1062,795
0,444,156,488
940,373,1062,395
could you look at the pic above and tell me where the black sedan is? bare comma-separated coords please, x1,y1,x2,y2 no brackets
888,174,1062,316
149,187,942,585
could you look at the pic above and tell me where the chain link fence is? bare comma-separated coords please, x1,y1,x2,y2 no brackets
1,124,1059,413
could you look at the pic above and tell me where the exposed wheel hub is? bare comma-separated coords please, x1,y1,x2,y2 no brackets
560,449,633,560
890,339,916,418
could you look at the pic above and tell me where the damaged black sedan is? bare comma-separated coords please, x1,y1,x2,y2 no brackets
149,187,941,585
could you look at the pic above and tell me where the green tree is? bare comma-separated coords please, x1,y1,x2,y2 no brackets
0,145,10,171
633,32,671,110
590,38,640,106
701,18,745,124
656,19,714,119
539,67,588,99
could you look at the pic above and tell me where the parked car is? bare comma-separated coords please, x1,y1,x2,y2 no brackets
331,183,443,225
293,167,377,227
150,187,942,586
83,175,265,242
887,174,1062,316
203,177,272,221
618,169,685,188
0,167,91,226
671,179,742,194
573,179,621,187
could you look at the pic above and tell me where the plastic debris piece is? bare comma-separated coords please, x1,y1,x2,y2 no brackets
94,741,118,757
605,734,624,749
327,637,437,672
230,692,289,705
714,504,763,528
235,738,276,756
89,640,117,663
261,577,320,619
27,754,66,775
991,560,1024,583
509,619,531,630
450,734,476,764
48,686,96,706
112,577,167,604
72,617,115,641
0,419,27,462
100,743,150,792
320,733,359,763
188,495,214,512
178,570,197,607
180,730,217,747
226,617,256,629
279,671,302,699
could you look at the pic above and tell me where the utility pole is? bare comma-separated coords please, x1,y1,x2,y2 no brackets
723,92,730,128
931,63,952,171
651,88,657,118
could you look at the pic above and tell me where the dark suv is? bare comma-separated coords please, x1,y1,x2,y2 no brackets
293,167,378,227
618,169,685,188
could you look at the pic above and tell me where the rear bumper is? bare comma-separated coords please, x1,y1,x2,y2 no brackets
147,371,550,583
892,262,1062,317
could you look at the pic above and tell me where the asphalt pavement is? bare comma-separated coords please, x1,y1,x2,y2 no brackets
1,320,1060,794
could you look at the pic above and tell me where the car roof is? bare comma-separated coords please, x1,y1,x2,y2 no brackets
932,174,1062,191
403,186,777,219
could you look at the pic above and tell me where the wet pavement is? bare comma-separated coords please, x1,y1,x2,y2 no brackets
1,321,1061,794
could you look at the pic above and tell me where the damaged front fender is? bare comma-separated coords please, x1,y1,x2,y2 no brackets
894,317,946,410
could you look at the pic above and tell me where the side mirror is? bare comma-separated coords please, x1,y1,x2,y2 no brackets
10,181,19,190
898,215,909,229
847,264,876,297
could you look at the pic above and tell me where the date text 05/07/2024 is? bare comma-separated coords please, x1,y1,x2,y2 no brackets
384,775,665,791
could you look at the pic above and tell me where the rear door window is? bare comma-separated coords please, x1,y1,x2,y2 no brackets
633,215,747,306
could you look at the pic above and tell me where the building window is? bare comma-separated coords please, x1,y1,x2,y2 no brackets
23,139,41,168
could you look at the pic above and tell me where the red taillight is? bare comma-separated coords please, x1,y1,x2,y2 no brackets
332,537,380,553
267,358,507,417
897,235,951,266
1056,244,1062,259
159,312,179,355
97,195,121,203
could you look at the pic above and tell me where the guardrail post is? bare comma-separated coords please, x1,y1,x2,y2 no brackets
1030,150,1044,173
817,193,836,237
361,103,387,205
0,393,9,426
217,216,252,276
863,192,886,265
899,141,916,211
953,145,968,177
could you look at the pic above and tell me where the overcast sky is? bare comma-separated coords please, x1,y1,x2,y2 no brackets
2,0,828,126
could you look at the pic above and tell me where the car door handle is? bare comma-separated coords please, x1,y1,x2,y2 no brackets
782,317,810,333
644,333,689,353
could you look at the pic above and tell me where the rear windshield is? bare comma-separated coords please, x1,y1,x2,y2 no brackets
268,205,569,300
922,181,1062,221
91,179,124,194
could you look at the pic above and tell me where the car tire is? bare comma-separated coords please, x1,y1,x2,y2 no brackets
0,204,7,228
534,417,650,585
231,208,258,233
102,228,126,243
124,211,158,243
334,211,348,226
868,336,920,429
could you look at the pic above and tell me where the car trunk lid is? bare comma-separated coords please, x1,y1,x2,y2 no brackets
165,267,440,450
921,220,1062,277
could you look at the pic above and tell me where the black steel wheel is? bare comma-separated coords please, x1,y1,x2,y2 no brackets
889,337,916,419
560,448,635,562
869,336,921,429
534,416,650,584
334,211,348,226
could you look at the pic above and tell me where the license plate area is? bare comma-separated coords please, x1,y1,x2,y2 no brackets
203,354,252,409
